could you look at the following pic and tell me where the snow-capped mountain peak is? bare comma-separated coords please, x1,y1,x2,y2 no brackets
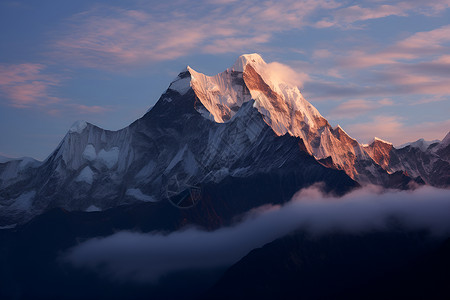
373,137,392,145
184,54,379,179
230,53,266,72
187,63,252,123
168,68,191,96
188,54,325,136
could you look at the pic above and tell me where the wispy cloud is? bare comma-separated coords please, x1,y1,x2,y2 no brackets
47,104,113,117
47,0,450,81
346,116,450,145
328,98,393,118
315,4,407,28
302,23,450,105
338,25,450,69
0,63,61,108
0,63,112,115
52,1,343,68
68,104,111,114
316,1,450,29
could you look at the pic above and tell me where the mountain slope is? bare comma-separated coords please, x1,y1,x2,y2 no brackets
203,230,450,300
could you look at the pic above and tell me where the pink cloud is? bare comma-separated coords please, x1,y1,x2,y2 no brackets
306,25,450,102
339,51,401,68
312,49,333,59
396,25,450,50
435,55,450,64
373,56,450,95
339,25,450,69
346,116,450,146
43,104,112,117
202,34,271,54
0,63,61,108
315,1,450,29
328,98,394,118
315,4,407,28
0,63,112,115
70,104,111,114
52,1,342,68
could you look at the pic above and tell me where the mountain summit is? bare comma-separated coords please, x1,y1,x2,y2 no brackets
0,54,448,225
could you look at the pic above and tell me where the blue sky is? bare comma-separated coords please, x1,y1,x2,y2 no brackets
0,0,449,160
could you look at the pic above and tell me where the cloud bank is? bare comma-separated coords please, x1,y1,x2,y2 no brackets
64,185,450,283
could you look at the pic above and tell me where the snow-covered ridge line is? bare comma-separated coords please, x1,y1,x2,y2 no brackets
397,138,440,150
185,54,374,179
373,137,392,145
188,65,251,122
187,53,325,131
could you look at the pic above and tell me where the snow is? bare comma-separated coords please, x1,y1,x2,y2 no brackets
164,145,198,176
18,157,40,170
188,53,325,141
188,64,252,122
82,144,97,161
398,138,440,151
9,191,35,211
135,160,156,179
245,120,264,142
373,137,393,145
98,147,119,169
196,106,215,121
169,75,191,95
231,53,266,72
69,120,88,134
335,125,357,141
441,132,450,146
146,104,154,113
166,145,188,172
86,205,101,212
75,166,94,184
183,148,198,176
126,188,156,202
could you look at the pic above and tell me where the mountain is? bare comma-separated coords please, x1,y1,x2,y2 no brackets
398,138,440,151
203,230,450,300
364,133,450,187
0,53,448,225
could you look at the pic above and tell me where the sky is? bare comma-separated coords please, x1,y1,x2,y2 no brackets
0,0,449,160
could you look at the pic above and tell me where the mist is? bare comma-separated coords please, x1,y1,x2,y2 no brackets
64,185,450,282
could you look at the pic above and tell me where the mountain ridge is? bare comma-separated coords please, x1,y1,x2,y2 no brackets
0,53,448,226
